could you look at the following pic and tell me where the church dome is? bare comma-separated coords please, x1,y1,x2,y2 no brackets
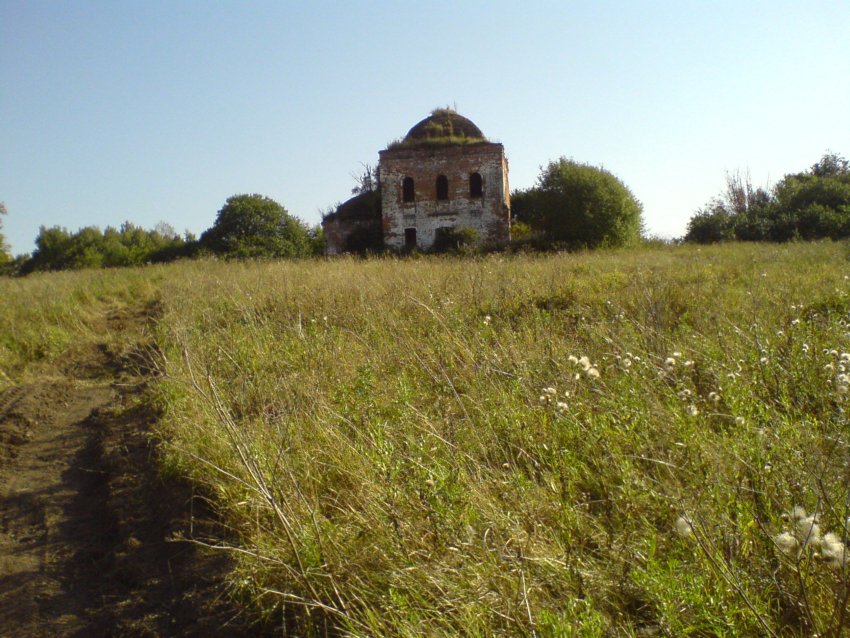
401,109,487,145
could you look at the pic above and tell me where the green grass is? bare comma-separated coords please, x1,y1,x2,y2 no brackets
3,243,848,635
387,135,491,149
149,243,850,636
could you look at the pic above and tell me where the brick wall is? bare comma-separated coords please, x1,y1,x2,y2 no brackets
379,142,510,250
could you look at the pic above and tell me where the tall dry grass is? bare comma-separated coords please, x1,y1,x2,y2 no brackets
0,267,160,388
151,243,850,636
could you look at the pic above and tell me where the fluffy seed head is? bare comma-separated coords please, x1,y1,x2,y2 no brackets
821,533,847,570
675,515,694,537
775,531,799,557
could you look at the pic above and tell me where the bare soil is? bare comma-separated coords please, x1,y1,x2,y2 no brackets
0,305,263,637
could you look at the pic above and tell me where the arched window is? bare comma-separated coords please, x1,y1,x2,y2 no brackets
402,177,415,203
436,175,449,200
470,172,483,197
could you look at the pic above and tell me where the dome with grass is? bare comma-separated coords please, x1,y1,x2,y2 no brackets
391,109,488,148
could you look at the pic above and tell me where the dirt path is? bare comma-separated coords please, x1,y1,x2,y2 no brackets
0,306,259,637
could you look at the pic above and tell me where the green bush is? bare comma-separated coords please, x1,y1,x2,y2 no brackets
431,226,478,253
513,158,643,249
199,194,313,259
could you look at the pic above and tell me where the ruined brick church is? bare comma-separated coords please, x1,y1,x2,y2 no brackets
323,109,511,254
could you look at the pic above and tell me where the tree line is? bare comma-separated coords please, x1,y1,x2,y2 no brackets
3,150,844,274
684,152,850,243
2,159,648,273
0,194,324,275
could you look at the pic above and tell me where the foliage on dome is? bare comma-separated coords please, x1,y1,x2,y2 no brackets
388,108,488,149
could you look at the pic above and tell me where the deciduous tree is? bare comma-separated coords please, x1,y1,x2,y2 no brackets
199,194,313,258
514,158,643,248
0,202,10,263
685,152,850,243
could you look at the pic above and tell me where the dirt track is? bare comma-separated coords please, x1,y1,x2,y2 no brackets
0,307,260,636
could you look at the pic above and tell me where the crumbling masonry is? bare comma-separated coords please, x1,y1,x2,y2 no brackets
323,109,511,254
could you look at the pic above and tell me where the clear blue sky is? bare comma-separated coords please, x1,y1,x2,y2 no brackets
2,1,849,255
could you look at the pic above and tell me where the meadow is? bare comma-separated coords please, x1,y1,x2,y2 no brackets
2,242,848,636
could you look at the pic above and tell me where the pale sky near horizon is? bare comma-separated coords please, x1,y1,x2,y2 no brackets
2,1,849,255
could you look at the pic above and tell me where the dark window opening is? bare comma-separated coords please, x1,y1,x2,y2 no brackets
404,227,417,249
436,175,449,200
470,172,483,197
402,177,415,203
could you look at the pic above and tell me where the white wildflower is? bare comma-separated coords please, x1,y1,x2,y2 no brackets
568,355,579,365
586,366,600,380
791,319,800,326
841,352,850,362
540,387,557,404
483,315,492,326
686,404,699,417
735,416,745,426
775,531,800,557
790,506,808,521
708,391,720,403
664,357,676,370
684,360,694,367
802,343,809,353
578,355,591,371
556,401,569,413
821,533,847,570
760,357,769,365
675,515,694,538
672,351,682,358
794,511,821,549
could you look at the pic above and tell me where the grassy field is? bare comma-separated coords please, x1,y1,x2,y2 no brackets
3,243,849,636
